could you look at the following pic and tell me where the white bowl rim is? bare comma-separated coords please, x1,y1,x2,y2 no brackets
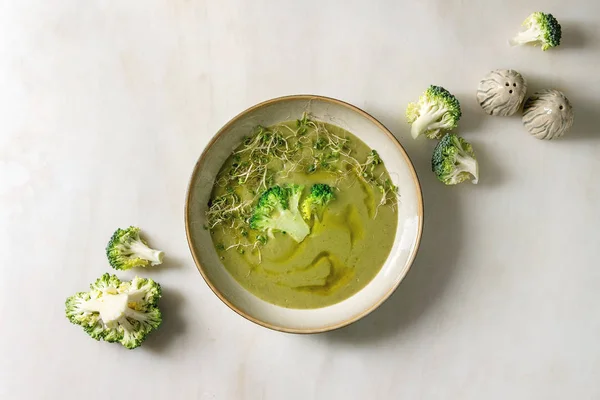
185,94,424,334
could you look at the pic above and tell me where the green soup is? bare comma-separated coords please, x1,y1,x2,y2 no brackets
207,117,398,309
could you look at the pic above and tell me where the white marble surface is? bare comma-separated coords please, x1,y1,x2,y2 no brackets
1,1,600,399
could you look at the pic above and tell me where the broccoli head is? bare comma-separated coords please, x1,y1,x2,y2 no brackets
65,273,162,349
432,133,479,185
406,85,462,140
301,183,335,221
249,184,310,242
510,12,561,51
106,226,164,270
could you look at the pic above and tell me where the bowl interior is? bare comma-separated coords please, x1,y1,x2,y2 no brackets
186,96,423,332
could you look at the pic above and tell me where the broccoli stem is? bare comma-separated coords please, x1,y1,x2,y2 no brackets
455,154,479,184
271,210,310,242
129,240,164,265
411,108,445,139
127,288,148,304
510,27,540,46
82,294,129,324
124,307,154,322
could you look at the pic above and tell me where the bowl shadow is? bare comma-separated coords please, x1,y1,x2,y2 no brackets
318,111,463,343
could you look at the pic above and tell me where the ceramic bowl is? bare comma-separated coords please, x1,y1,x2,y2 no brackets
185,95,423,333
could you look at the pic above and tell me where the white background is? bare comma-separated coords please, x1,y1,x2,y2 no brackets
1,1,599,399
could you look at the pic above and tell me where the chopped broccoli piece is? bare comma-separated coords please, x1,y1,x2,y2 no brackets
106,226,164,270
65,273,162,349
432,133,479,185
301,184,335,221
249,185,310,242
510,12,561,51
406,85,462,140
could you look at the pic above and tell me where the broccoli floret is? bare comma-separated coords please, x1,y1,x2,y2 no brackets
106,226,164,270
65,273,162,349
432,133,479,185
249,185,310,242
301,184,335,221
406,85,462,140
510,12,561,51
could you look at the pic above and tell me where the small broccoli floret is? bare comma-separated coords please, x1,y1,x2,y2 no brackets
301,184,335,221
106,226,164,270
406,85,462,140
432,133,479,185
249,185,310,242
65,273,162,349
510,12,561,51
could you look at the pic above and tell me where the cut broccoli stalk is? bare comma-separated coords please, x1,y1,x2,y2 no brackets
510,12,562,51
106,226,164,270
83,292,129,323
249,185,310,242
65,274,162,349
432,133,479,185
406,85,462,140
301,183,335,221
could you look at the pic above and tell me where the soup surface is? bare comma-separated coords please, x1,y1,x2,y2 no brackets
207,116,398,309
